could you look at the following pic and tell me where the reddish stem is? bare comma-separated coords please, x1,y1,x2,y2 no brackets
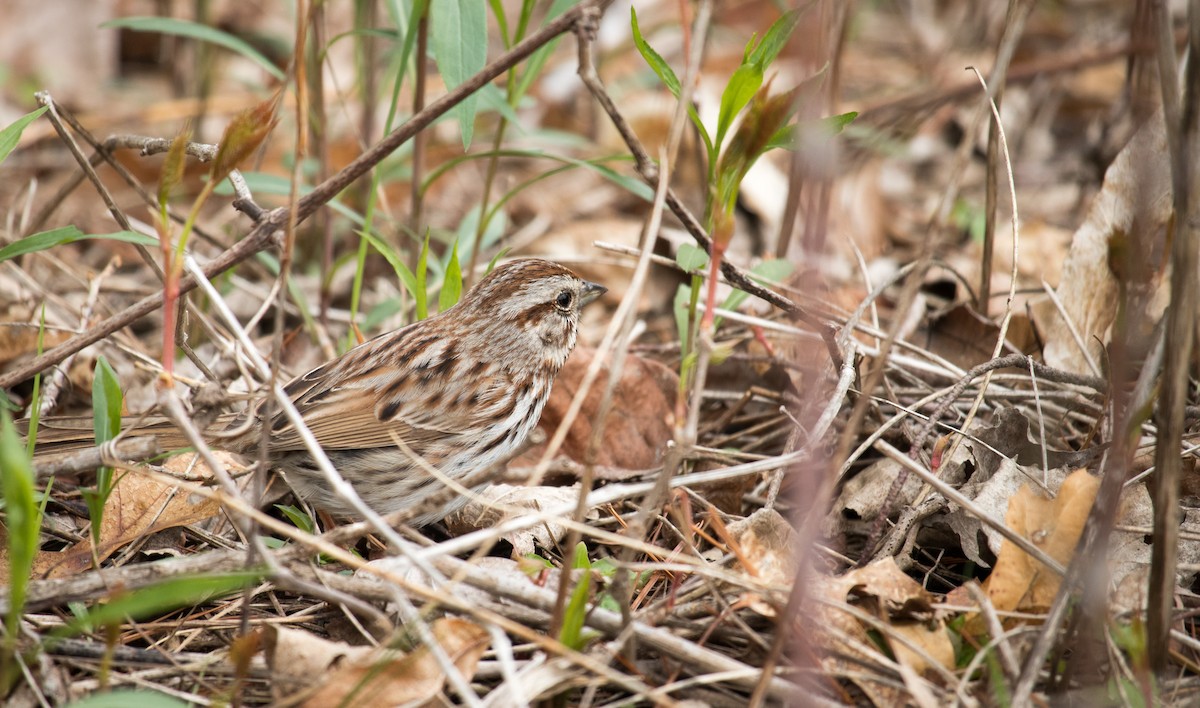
701,241,726,331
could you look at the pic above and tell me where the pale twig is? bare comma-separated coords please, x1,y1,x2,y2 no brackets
939,66,1023,465
766,337,857,508
1039,280,1101,377
32,437,160,480
34,93,162,277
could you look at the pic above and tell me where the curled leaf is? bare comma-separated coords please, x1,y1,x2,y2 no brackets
210,94,280,187
158,125,192,213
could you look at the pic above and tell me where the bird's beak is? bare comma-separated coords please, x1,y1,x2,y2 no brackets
579,281,607,307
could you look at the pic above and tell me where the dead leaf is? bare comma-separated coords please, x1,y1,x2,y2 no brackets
921,303,1037,371
37,453,228,578
1030,114,1173,375
946,457,1070,568
810,557,954,696
444,484,593,556
300,618,489,707
1107,484,1200,613
980,468,1097,620
263,625,375,682
518,347,676,472
827,457,924,539
726,508,797,616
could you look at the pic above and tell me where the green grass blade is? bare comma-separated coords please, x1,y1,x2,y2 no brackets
356,228,419,300
101,17,285,80
559,542,593,651
92,356,123,447
715,64,763,152
630,8,713,158
1,412,40,643
54,571,264,637
66,688,191,708
415,231,431,320
747,9,802,69
0,228,157,265
439,241,463,312
0,107,48,165
630,7,681,95
85,356,123,546
430,0,488,148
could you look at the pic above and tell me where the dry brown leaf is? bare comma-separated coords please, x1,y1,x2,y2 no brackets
726,508,797,616
810,557,954,699
980,468,1097,619
444,484,592,556
37,453,228,579
1030,114,1172,375
518,346,676,472
826,457,923,539
301,618,489,708
263,625,375,682
921,304,1038,371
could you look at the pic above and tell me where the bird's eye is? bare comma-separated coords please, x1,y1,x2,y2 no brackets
555,290,573,310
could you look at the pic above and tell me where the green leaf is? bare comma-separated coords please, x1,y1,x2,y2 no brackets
86,356,123,545
55,571,264,637
92,356,123,447
747,9,802,69
715,64,763,152
362,296,405,331
630,7,681,95
488,0,511,45
439,241,463,312
630,7,713,158
765,124,795,152
486,247,511,275
1,412,40,642
476,83,523,128
766,111,859,152
101,17,285,80
513,0,576,101
675,244,709,273
824,110,859,133
356,229,419,300
673,282,693,355
66,689,191,708
0,228,157,265
456,203,509,264
275,504,315,534
0,106,48,166
415,231,432,320
430,0,488,149
559,542,592,651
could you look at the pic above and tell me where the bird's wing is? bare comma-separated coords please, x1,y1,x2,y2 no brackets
264,334,514,455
